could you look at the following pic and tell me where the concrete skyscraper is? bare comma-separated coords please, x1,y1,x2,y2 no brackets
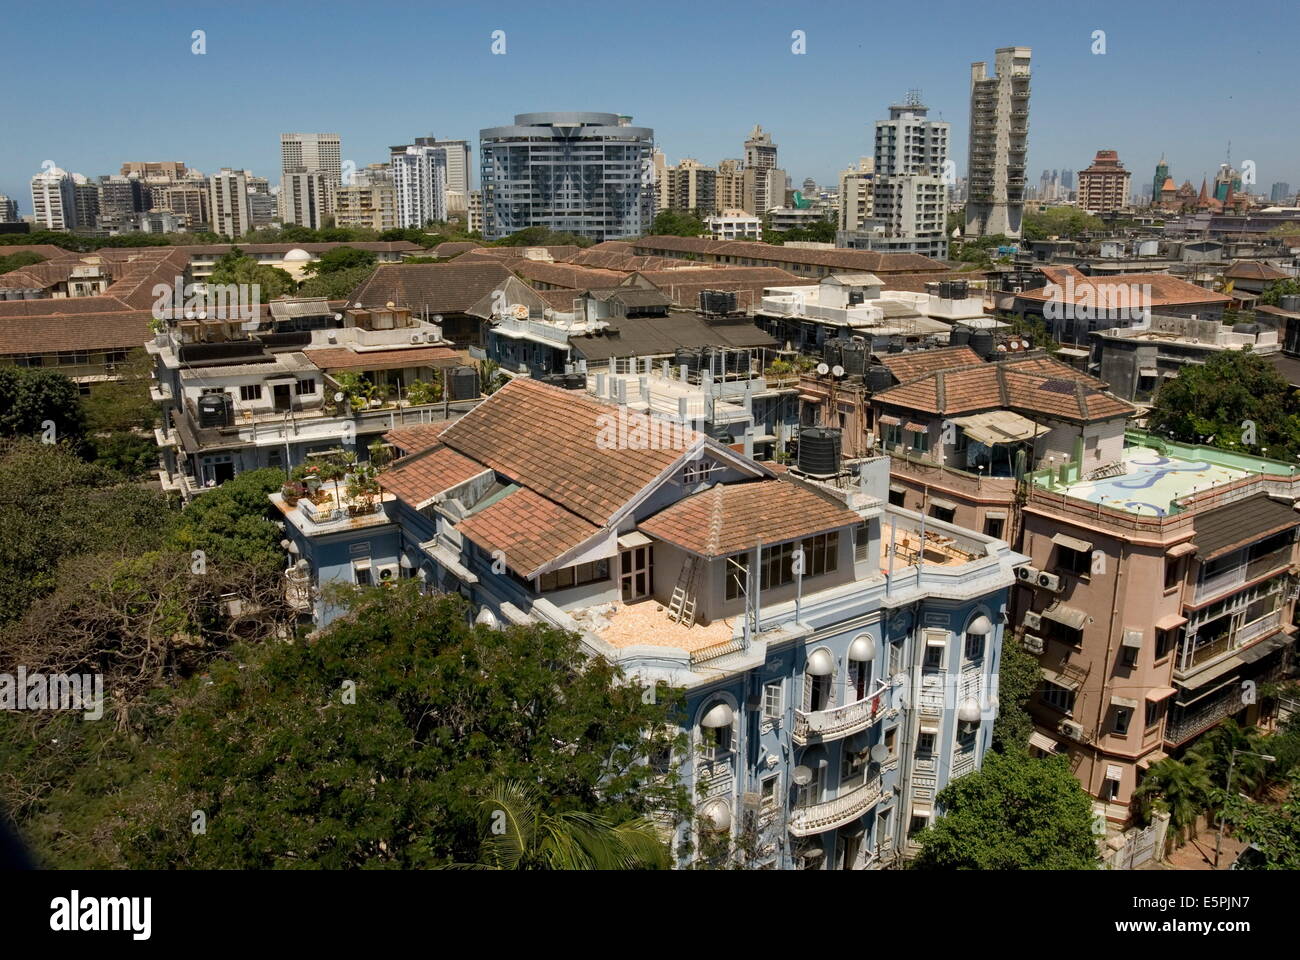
479,112,655,241
30,166,77,230
208,168,253,238
280,133,341,225
741,124,786,216
965,46,1031,239
390,139,449,229
868,93,949,258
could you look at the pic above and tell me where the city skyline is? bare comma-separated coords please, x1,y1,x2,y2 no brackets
3,0,1299,214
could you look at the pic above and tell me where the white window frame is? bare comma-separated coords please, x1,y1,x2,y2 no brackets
762,680,784,721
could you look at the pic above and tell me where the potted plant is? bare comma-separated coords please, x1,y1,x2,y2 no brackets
281,481,307,505
345,466,380,516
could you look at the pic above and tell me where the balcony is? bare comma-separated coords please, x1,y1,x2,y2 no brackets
793,682,889,745
789,775,884,837
284,567,313,612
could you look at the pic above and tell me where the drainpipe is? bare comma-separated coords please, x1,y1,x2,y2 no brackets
1092,536,1129,816
894,599,924,860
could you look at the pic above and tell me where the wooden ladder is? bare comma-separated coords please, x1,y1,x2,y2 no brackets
668,555,702,627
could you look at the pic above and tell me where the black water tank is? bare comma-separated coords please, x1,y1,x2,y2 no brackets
823,339,843,368
798,427,842,477
841,341,867,376
952,280,969,299
1281,294,1300,312
939,281,954,300
950,326,972,347
447,366,480,400
971,330,995,358
865,363,893,392
197,393,232,428
674,347,701,373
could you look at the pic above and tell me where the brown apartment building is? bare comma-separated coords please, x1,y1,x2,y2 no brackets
863,347,1300,826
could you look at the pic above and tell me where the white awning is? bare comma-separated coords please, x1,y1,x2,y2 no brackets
1111,695,1138,709
701,702,734,728
1105,764,1124,782
617,531,653,549
848,635,876,662
1029,731,1060,753
1121,629,1143,650
1052,532,1093,553
966,615,994,636
951,410,1044,445
926,634,948,648
919,724,940,735
1043,602,1088,631
1139,367,1159,378
807,648,835,676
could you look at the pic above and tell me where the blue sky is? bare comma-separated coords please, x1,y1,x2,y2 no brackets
3,0,1298,211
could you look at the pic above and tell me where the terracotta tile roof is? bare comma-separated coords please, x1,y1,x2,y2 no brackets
874,358,1132,423
437,378,693,526
176,242,422,255
0,244,68,261
880,346,982,383
506,259,629,289
1018,267,1231,307
1192,494,1300,560
384,421,452,456
456,486,600,577
585,241,635,254
432,241,483,258
639,478,861,557
1223,261,1291,281
378,442,492,509
0,309,154,355
454,246,582,263
348,262,515,315
303,345,462,372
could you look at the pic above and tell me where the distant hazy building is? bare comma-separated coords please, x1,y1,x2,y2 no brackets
159,182,209,230
0,195,17,223
208,168,253,237
1271,182,1292,205
966,46,1031,239
663,158,717,214
742,124,786,216
390,139,448,229
334,164,397,231
30,166,77,230
868,94,949,258
838,157,875,233
479,112,655,241
705,209,762,240
282,169,330,230
716,159,745,213
468,190,483,235
280,133,341,186
1077,150,1132,213
97,175,148,221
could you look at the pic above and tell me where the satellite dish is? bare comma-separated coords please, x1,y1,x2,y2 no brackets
816,362,830,375
832,364,845,378
333,313,342,321
334,391,345,403
792,765,813,786
870,744,890,764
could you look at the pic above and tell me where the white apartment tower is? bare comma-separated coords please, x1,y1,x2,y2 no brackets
390,140,448,228
208,168,253,238
966,46,1031,239
30,167,77,230
838,157,875,233
869,94,950,258
283,169,330,230
0,195,18,222
280,133,342,186
742,124,786,216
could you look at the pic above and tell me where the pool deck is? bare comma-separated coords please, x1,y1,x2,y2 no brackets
1035,446,1253,517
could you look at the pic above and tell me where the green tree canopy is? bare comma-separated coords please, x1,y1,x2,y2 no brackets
651,210,708,237
296,263,374,301
0,250,47,275
1022,207,1105,241
108,586,685,868
912,750,1099,869
1146,350,1300,461
206,250,296,301
1259,278,1300,307
0,367,86,446
300,246,377,276
1223,771,1300,869
991,635,1039,754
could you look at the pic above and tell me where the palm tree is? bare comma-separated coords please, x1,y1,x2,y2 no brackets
1189,720,1272,798
477,358,502,396
1133,755,1214,848
460,780,671,870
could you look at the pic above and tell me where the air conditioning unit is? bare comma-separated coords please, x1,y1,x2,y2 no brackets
410,332,422,343
376,564,399,583
1023,611,1042,630
1016,565,1039,583
1037,572,1062,592
1058,719,1085,741
1023,633,1044,654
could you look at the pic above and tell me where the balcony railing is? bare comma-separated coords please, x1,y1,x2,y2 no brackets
284,568,313,612
793,683,889,745
789,775,883,837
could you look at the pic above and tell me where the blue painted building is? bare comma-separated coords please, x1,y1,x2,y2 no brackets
278,378,1026,868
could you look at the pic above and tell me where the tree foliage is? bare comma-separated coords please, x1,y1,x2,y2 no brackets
0,367,86,447
1259,278,1300,307
991,635,1038,754
1146,350,1300,461
296,264,373,301
105,586,686,868
912,750,1099,869
1022,207,1104,241
651,210,707,237
1224,772,1300,869
0,250,46,275
300,246,376,276
206,249,295,301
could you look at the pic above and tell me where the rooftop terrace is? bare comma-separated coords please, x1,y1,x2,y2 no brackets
1030,431,1299,517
